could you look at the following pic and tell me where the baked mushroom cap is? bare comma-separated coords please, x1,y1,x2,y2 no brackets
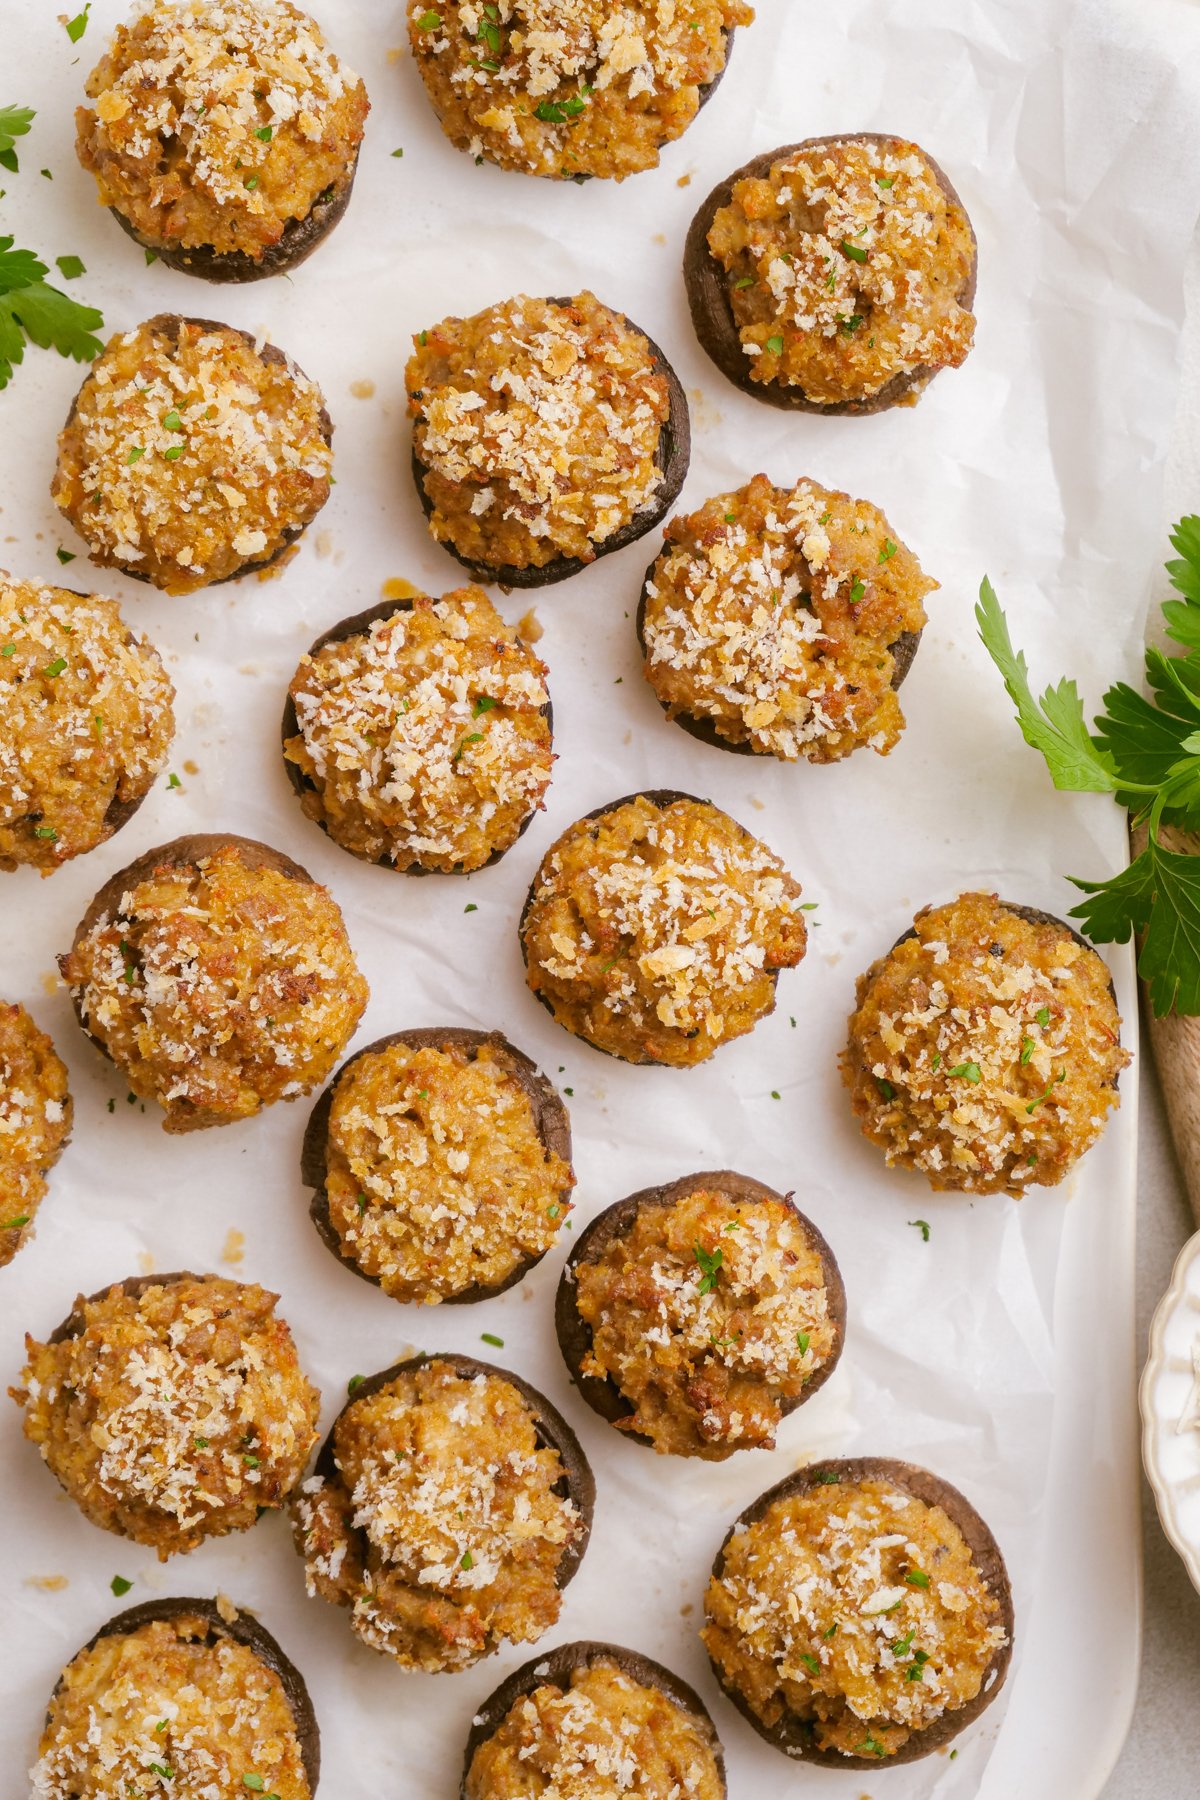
842,893,1128,1194
407,0,750,183
301,1026,574,1303
16,1270,321,1557
0,1000,72,1266
408,293,690,589
59,833,369,1132
703,1457,1013,1767
292,1353,594,1671
52,314,334,594
636,474,931,760
0,575,175,872
684,134,977,414
76,0,369,282
36,1596,320,1793
281,588,554,874
556,1170,845,1455
462,1639,727,1799
519,789,807,1065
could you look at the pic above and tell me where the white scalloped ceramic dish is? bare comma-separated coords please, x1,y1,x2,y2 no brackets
1141,1228,1200,1595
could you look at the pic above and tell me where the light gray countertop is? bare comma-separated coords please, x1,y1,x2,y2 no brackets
1103,1045,1200,1795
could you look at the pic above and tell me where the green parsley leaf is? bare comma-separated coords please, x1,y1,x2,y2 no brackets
347,1374,364,1395
858,1736,887,1758
1020,1037,1035,1065
254,125,273,141
460,1550,474,1570
391,147,404,157
909,1218,931,1242
879,538,897,563
56,547,75,563
876,1077,895,1100
473,695,496,716
733,274,756,288
1035,1006,1051,1026
0,644,13,656
148,1765,174,1780
452,731,483,763
946,1061,981,1083
162,409,183,430
243,174,258,189
766,333,784,355
799,1652,820,1674
2,1213,30,1228
892,1627,916,1658
535,92,590,123
849,579,866,605
877,174,894,187
693,1242,723,1295
44,656,67,676
839,313,864,334
823,1621,839,1639
415,8,442,28
33,825,57,839
145,248,158,265
796,1331,810,1354
194,1436,210,1448
126,446,145,464
840,237,868,262
111,1574,133,1595
464,902,478,912
65,5,91,43
813,1470,839,1484
1025,1069,1067,1114
0,236,104,391
481,1332,504,1347
163,445,184,460
0,105,34,175
905,1567,930,1588
55,254,85,281
242,1779,266,1794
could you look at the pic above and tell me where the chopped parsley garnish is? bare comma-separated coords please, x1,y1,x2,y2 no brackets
876,174,894,187
546,1203,560,1220
876,1077,895,1100
733,274,756,288
906,1649,930,1680
242,1452,261,1468
840,237,868,263
194,1436,210,1448
535,89,591,123
162,409,183,431
43,656,67,676
799,1652,820,1675
839,314,864,334
770,1089,781,1099
0,644,14,656
796,1331,810,1354
2,1214,29,1228
823,1621,839,1639
477,15,502,51
415,8,442,28
243,174,258,189
947,1061,981,1083
879,538,898,563
126,445,145,464
1025,1069,1066,1113
892,1627,916,1658
111,1574,133,1595
905,1567,930,1588
813,1470,839,1484
55,255,85,281
452,730,483,763
460,1550,474,1570
392,146,404,157
254,125,273,141
145,248,158,265
766,333,784,355
1035,1005,1051,1026
1020,1036,1035,1065
148,1765,174,1780
119,939,137,984
693,1243,723,1295
33,825,57,839
65,5,91,43
347,1375,364,1395
464,902,478,913
473,694,496,716
56,547,75,563
858,1736,887,1758
724,512,737,522
481,1332,504,1347
849,579,866,606
163,444,184,460
909,1218,931,1242
167,772,182,789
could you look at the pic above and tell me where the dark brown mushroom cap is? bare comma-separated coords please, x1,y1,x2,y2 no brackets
518,789,786,1062
555,1170,846,1446
107,160,360,283
683,134,978,415
460,1638,727,1798
61,833,322,1062
634,552,922,757
280,596,553,875
313,1352,595,1603
410,301,690,590
60,315,333,587
50,1596,321,1790
48,1267,203,1345
705,1456,1013,1767
890,898,1120,1027
301,1026,573,1303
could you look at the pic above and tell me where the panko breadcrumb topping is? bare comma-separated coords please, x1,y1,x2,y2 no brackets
703,1476,1008,1760
521,793,806,1066
32,1612,312,1800
15,1276,320,1558
293,1362,582,1670
842,892,1128,1194
466,1660,725,1798
0,576,174,871
52,315,333,595
0,1002,71,1267
408,292,670,571
708,138,976,403
285,588,553,872
641,475,933,759
77,0,368,260
324,1038,574,1303
574,1183,835,1457
59,840,368,1132
409,0,752,182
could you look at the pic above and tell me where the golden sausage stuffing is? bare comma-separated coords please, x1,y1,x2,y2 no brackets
0,1002,71,1266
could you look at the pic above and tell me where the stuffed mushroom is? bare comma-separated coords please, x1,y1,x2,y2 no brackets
0,1001,72,1266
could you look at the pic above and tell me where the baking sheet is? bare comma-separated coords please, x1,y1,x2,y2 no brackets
2,0,1199,1793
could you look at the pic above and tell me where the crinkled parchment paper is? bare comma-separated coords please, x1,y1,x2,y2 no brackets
2,0,1200,1794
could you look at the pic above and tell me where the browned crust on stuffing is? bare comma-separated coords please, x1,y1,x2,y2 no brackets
519,788,785,1062
555,1170,845,1443
315,1353,594,1601
280,597,553,874
48,1268,201,1345
893,900,1119,1016
106,162,360,283
56,1596,320,1790
706,1456,1013,1766
60,314,333,586
301,1027,573,1302
683,134,977,415
411,303,691,590
634,557,921,757
461,1639,727,1796
63,833,319,1062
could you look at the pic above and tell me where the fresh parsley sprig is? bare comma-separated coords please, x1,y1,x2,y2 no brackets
0,104,35,175
977,521,1200,1016
0,235,104,390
